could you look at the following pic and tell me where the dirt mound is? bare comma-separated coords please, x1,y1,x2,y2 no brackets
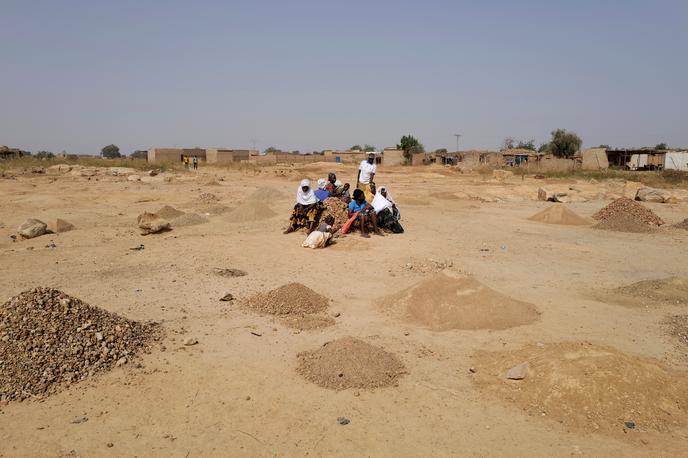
473,342,688,437
321,197,349,232
198,192,219,202
194,203,230,215
673,218,688,230
592,198,664,226
280,314,335,330
245,283,329,316
380,272,539,331
296,337,406,390
528,205,590,225
227,201,276,222
0,288,160,402
593,213,656,233
603,277,688,307
170,213,208,227
156,205,185,220
246,187,285,202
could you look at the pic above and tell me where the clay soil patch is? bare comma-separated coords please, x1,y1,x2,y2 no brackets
380,272,540,331
245,283,329,316
473,342,688,437
528,205,590,226
0,288,160,402
296,337,406,390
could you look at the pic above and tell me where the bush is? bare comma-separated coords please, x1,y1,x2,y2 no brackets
547,129,582,158
397,135,424,162
101,144,121,159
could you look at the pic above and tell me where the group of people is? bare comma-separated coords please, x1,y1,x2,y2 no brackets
285,153,403,244
183,155,199,170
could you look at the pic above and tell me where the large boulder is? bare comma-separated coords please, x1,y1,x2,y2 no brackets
137,212,170,235
635,187,668,203
18,219,48,239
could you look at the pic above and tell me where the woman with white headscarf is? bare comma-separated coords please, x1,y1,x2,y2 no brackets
284,179,324,234
374,185,403,233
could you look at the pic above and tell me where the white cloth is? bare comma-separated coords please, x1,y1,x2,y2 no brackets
371,192,393,214
378,186,395,205
302,230,332,249
317,178,327,189
296,179,317,205
358,160,377,185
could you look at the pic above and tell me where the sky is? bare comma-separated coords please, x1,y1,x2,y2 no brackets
1,0,687,155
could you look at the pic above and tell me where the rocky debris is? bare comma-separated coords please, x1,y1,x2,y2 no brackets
664,315,688,347
147,169,159,177
213,268,247,278
506,362,529,380
337,417,350,425
636,187,669,203
199,193,219,202
137,212,170,235
321,198,349,232
0,287,160,402
127,175,142,182
296,337,406,390
593,213,656,233
592,197,664,226
30,167,46,174
17,219,48,239
51,219,75,233
245,283,329,316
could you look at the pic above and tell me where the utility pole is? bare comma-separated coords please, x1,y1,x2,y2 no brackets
454,134,462,152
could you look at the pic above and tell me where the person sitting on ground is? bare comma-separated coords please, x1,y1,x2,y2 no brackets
302,215,336,249
285,179,323,234
348,188,381,238
373,185,403,233
339,182,351,203
314,178,330,201
325,172,337,193
357,152,377,199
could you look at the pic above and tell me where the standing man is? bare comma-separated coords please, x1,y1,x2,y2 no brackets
192,156,198,170
357,152,377,201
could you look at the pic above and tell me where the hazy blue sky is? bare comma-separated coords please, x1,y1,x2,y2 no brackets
1,0,686,154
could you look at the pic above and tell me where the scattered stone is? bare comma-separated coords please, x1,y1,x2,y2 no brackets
147,169,159,177
71,416,88,424
337,416,350,425
321,198,349,232
116,357,127,367
183,337,198,346
17,218,48,239
506,362,529,380
137,212,170,235
106,443,114,448
220,293,234,302
213,268,247,278
199,193,219,202
0,288,160,401
331,311,341,318
625,421,636,430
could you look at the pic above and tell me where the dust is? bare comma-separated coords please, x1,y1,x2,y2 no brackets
245,283,329,316
528,205,590,226
380,272,540,331
227,201,277,222
296,337,406,390
0,288,160,402
473,342,688,437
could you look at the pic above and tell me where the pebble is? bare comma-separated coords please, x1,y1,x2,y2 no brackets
183,337,199,346
337,416,350,425
506,362,529,380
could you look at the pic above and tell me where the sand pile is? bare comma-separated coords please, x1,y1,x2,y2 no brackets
246,283,329,315
155,205,185,220
0,288,160,401
296,337,406,390
592,198,664,233
227,201,276,222
602,277,688,307
321,197,349,232
528,205,590,225
380,272,539,331
246,187,285,202
170,213,208,227
473,342,688,436
673,218,688,230
245,283,332,330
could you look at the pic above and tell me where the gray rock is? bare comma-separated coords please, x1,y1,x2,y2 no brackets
18,219,48,239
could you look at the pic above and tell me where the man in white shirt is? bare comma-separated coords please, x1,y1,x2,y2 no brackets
357,152,377,202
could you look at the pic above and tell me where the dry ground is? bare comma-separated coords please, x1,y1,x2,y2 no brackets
1,162,687,457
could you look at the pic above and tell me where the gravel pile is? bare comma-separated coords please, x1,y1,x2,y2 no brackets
245,283,329,316
321,197,349,232
673,218,688,230
592,197,664,226
593,213,656,233
297,337,406,390
0,288,160,402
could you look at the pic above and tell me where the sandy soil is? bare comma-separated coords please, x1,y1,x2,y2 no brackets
1,163,688,457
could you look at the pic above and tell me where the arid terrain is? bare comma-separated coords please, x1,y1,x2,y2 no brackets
1,162,688,457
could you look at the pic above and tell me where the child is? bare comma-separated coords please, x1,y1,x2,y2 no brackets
302,215,335,249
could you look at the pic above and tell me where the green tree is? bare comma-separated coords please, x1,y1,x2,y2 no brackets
655,142,668,150
547,129,582,158
397,135,425,162
363,144,376,152
517,139,536,151
130,150,148,159
101,144,121,158
350,144,362,151
538,143,550,153
263,146,280,154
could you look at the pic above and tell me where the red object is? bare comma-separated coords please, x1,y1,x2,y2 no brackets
340,212,359,234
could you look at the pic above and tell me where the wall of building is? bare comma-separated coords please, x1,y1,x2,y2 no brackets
383,149,403,165
411,153,426,166
665,152,688,171
580,148,609,170
148,148,185,163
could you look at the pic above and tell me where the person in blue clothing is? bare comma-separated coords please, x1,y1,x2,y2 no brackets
348,188,380,237
314,178,330,201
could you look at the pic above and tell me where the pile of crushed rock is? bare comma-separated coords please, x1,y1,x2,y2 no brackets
244,283,334,330
0,288,160,401
321,197,349,232
592,197,664,233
